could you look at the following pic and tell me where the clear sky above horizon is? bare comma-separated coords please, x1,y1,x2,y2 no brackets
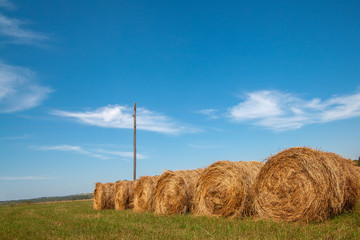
1,0,360,201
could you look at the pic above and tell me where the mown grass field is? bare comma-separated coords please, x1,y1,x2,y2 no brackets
1,200,360,240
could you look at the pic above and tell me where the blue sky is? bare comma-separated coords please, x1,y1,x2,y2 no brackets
1,0,360,201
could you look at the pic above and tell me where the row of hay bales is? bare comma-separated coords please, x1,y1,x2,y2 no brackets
93,147,360,222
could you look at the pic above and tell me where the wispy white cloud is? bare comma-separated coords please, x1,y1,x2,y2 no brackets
0,135,28,140
34,145,111,160
0,13,49,45
229,91,285,120
197,109,220,119
0,176,58,180
51,105,196,134
33,145,146,161
0,62,52,113
227,90,360,131
0,0,16,10
96,149,146,160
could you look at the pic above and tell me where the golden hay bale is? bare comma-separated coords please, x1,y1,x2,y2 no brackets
252,147,360,222
133,176,159,212
192,161,264,218
326,152,360,211
93,182,103,210
153,169,204,215
93,182,117,210
115,180,135,210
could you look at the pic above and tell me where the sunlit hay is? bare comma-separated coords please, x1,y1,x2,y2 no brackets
93,182,116,210
101,182,117,209
115,180,135,210
325,152,360,211
133,176,159,212
192,161,264,218
253,147,360,222
93,182,103,210
153,169,204,215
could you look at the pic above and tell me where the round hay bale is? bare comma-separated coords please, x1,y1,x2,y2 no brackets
115,180,135,210
93,182,103,210
253,147,360,222
93,182,117,210
193,161,264,218
102,182,117,209
153,169,204,215
326,152,360,211
133,175,159,212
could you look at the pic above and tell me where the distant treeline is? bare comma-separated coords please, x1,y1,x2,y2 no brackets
0,193,93,206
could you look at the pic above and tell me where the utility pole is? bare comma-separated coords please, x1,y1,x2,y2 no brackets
133,102,136,181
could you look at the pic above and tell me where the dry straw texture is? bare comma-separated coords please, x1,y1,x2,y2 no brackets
253,147,360,222
93,182,117,210
193,161,264,218
153,169,204,215
115,180,135,210
93,182,103,210
133,176,159,212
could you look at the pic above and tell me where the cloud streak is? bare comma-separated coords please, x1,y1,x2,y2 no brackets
0,62,52,112
0,0,16,10
33,145,145,161
35,145,111,160
197,109,220,119
52,105,195,134
0,13,49,45
96,149,145,160
0,135,28,140
227,90,360,131
0,176,58,180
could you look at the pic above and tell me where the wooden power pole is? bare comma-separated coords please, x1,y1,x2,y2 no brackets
133,102,136,181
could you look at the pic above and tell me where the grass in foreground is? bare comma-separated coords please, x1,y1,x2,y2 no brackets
1,200,360,239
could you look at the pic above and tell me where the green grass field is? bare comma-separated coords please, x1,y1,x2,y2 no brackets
1,200,360,240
